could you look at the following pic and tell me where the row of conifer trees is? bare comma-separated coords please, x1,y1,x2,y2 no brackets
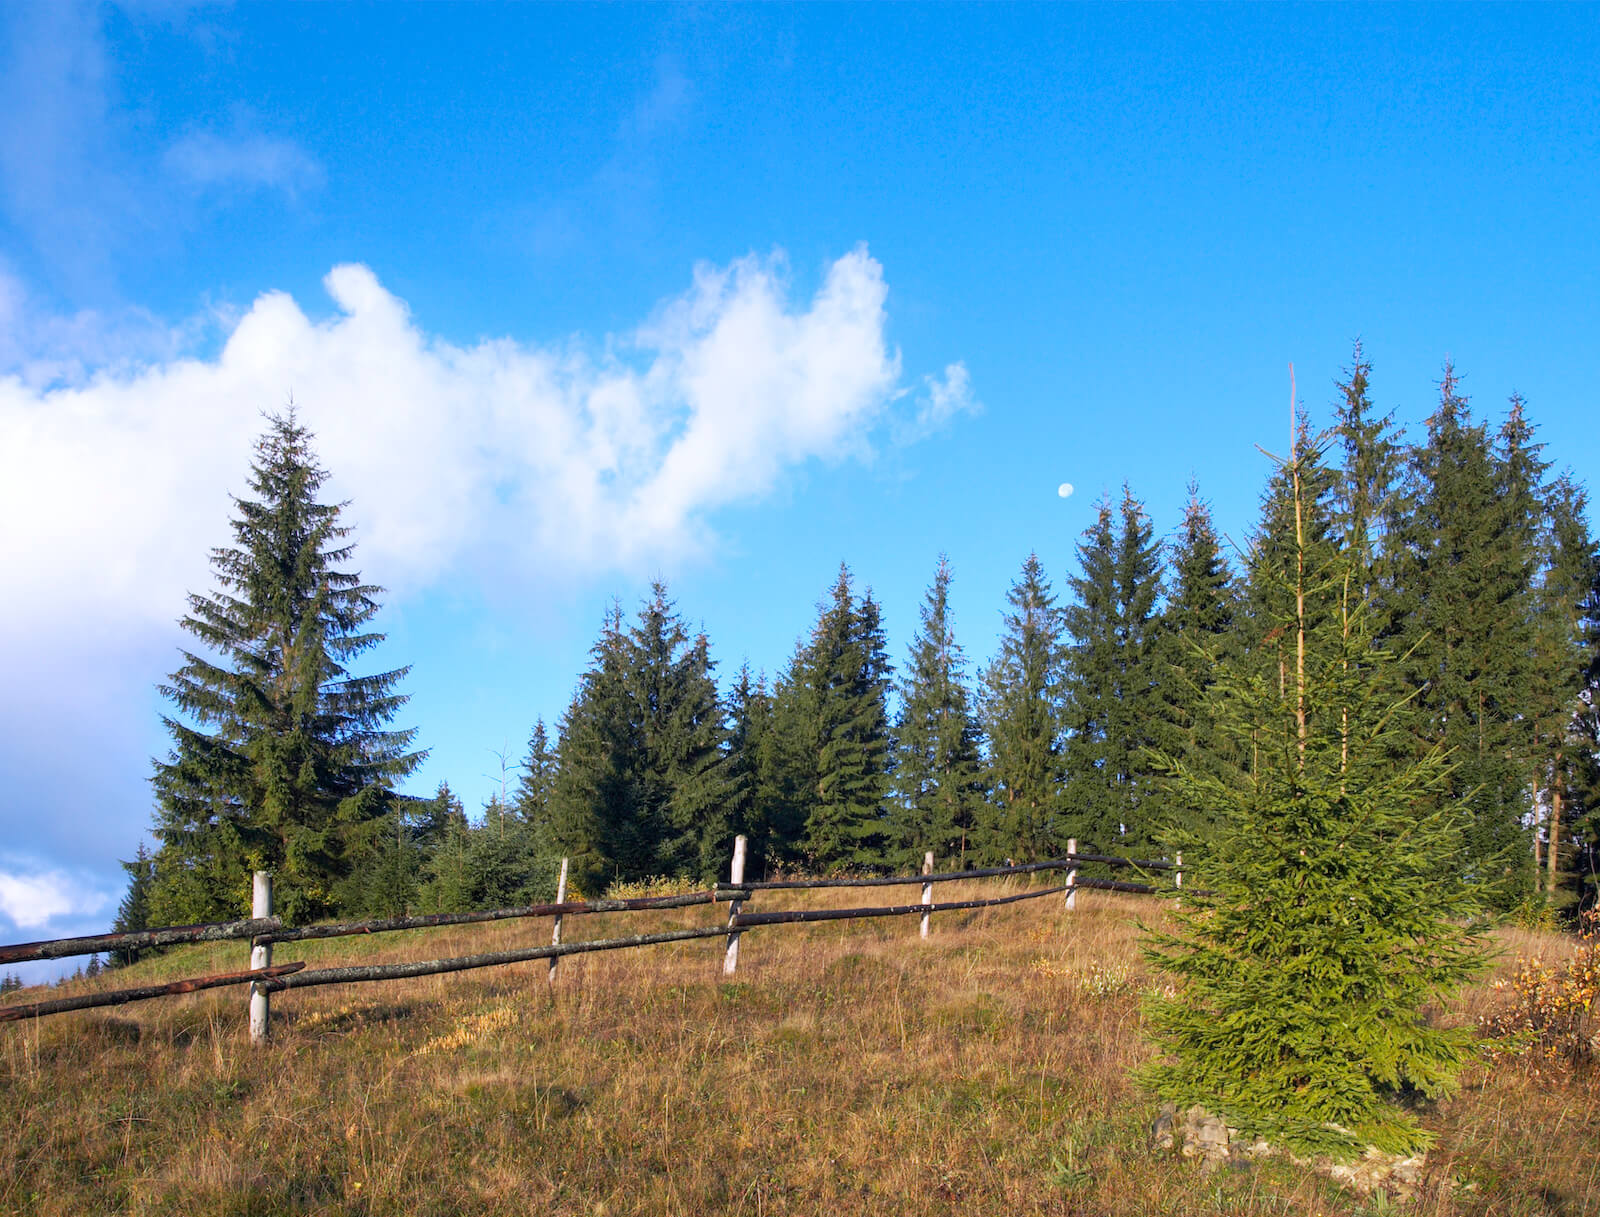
115,346,1600,941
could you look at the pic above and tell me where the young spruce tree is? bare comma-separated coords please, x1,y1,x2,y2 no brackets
801,566,893,871
147,411,422,924
980,553,1065,862
1143,417,1487,1159
890,556,986,869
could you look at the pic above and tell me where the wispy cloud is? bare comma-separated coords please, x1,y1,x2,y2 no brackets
165,123,324,200
0,864,111,931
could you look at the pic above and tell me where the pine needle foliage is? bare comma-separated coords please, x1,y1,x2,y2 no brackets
1143,421,1490,1160
148,410,422,924
890,555,986,869
980,553,1066,862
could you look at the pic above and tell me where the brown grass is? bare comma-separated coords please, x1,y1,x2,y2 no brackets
2,883,1595,1216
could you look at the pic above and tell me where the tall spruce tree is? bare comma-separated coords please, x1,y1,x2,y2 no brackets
146,411,422,924
980,553,1065,862
758,647,823,873
515,718,557,840
1144,417,1487,1159
1529,473,1600,903
890,556,986,868
626,584,733,882
1151,484,1237,849
1331,344,1410,643
1404,370,1538,901
1062,488,1166,853
109,845,157,966
547,602,641,894
800,566,893,870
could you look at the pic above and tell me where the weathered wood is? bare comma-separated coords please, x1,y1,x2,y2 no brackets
718,853,1178,892
259,888,748,945
723,835,748,975
548,857,569,984
264,925,733,993
0,916,283,966
0,961,306,1023
732,884,1072,927
920,852,934,939
249,871,273,1045
1065,838,1078,911
1072,877,1157,895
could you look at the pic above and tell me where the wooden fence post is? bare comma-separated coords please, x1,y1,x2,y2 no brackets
248,871,272,1045
920,851,934,939
723,835,748,976
1174,851,1182,910
1065,839,1078,911
548,857,569,984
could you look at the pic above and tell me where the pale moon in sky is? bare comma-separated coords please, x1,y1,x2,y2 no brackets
1057,482,1075,499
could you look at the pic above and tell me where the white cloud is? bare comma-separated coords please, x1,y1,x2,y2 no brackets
0,865,110,930
0,246,919,638
165,126,324,198
894,360,980,444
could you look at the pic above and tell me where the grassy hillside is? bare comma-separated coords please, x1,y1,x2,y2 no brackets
1,884,1594,1216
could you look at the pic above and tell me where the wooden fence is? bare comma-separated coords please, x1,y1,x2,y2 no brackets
0,837,1183,1042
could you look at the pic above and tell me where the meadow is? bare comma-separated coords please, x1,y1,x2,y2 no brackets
1,884,1594,1217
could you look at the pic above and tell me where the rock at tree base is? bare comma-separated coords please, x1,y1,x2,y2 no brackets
1148,1103,1427,1196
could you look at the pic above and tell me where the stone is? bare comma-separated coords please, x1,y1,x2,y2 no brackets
1149,1102,1177,1152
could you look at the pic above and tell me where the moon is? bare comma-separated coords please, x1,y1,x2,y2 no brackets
1057,482,1075,499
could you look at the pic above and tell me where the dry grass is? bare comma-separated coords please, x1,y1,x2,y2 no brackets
2,883,1596,1216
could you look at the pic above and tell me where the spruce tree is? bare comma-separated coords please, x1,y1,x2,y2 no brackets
891,556,987,868
515,719,557,840
548,603,643,894
1062,488,1165,853
801,566,893,870
1151,485,1238,849
757,649,822,873
1404,370,1538,901
1529,473,1600,903
1331,344,1410,643
1144,421,1488,1159
147,411,422,924
626,584,733,882
980,553,1065,862
110,845,157,966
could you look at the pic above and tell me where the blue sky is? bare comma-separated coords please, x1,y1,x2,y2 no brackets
2,2,1596,972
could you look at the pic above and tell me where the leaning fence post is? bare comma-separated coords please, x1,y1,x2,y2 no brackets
723,835,748,975
920,851,934,939
548,857,569,984
1065,839,1078,912
248,870,272,1045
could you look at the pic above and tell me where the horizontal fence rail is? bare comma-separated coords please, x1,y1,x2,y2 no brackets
258,888,748,946
720,853,1180,891
0,837,1187,1040
0,917,283,967
0,962,306,1023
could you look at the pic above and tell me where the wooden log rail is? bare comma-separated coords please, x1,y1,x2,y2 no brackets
720,852,1179,892
258,887,750,946
0,917,283,967
0,962,305,1023
261,925,734,994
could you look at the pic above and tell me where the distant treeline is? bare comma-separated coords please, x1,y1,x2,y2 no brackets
113,347,1600,950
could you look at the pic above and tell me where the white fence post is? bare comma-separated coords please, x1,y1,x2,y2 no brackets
723,835,748,976
1065,839,1078,912
248,871,272,1045
1175,851,1183,910
920,851,934,939
548,857,569,984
